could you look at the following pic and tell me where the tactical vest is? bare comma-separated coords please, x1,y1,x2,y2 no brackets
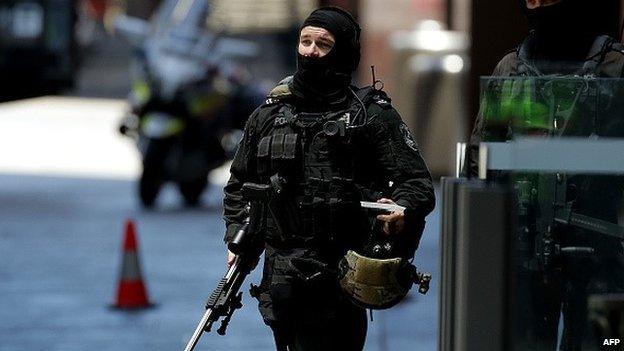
255,80,391,247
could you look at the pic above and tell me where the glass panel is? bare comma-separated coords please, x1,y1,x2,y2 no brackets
480,77,624,140
479,77,624,350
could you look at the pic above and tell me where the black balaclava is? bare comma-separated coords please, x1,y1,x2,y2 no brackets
520,0,620,62
291,7,361,106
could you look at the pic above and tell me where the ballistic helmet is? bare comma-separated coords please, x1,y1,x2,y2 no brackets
338,250,431,310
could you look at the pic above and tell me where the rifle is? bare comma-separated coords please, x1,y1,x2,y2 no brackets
514,173,624,278
183,183,267,351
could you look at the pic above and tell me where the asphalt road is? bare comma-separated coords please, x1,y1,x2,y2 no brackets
0,98,439,351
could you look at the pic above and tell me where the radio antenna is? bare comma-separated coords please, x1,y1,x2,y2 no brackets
370,65,384,91
371,66,376,86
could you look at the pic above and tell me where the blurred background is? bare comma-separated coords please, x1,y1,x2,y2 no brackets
0,0,583,350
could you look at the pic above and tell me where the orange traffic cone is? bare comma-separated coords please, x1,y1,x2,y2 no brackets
112,219,153,309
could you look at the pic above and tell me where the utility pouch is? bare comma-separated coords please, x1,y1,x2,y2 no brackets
270,133,299,173
242,182,271,202
259,174,301,242
271,134,285,169
257,136,271,177
283,134,298,160
299,197,329,242
288,257,337,284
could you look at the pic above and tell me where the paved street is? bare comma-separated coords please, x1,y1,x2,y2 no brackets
0,97,439,350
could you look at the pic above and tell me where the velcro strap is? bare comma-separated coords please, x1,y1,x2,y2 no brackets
271,134,285,160
283,134,298,159
257,136,271,157
272,275,291,285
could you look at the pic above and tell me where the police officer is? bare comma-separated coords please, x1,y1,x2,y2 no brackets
467,1,624,350
469,0,624,175
223,7,435,351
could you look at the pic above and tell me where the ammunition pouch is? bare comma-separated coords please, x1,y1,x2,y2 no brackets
257,133,299,179
250,101,374,245
242,182,271,201
255,251,343,324
239,173,366,247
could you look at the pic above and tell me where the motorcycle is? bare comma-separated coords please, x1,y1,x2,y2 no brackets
116,0,262,207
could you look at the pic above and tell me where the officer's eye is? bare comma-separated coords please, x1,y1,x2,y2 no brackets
317,40,334,51
301,39,312,46
318,42,331,50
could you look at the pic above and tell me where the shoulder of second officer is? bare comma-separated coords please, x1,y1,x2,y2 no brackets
493,50,520,76
598,39,624,78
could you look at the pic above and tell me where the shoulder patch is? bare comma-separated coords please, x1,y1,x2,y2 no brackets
373,95,391,107
399,123,418,151
357,85,393,109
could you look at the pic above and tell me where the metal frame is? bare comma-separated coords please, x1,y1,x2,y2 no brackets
439,178,513,351
479,138,624,178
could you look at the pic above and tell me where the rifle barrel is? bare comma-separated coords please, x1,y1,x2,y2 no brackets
183,260,240,351
183,308,214,351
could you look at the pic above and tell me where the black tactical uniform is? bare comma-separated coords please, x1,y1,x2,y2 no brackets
223,7,435,350
467,1,624,350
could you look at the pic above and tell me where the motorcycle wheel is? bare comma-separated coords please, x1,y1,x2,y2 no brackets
139,140,167,208
139,172,161,208
178,177,208,207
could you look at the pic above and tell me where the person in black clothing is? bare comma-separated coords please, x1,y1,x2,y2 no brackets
467,1,624,350
222,7,435,351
